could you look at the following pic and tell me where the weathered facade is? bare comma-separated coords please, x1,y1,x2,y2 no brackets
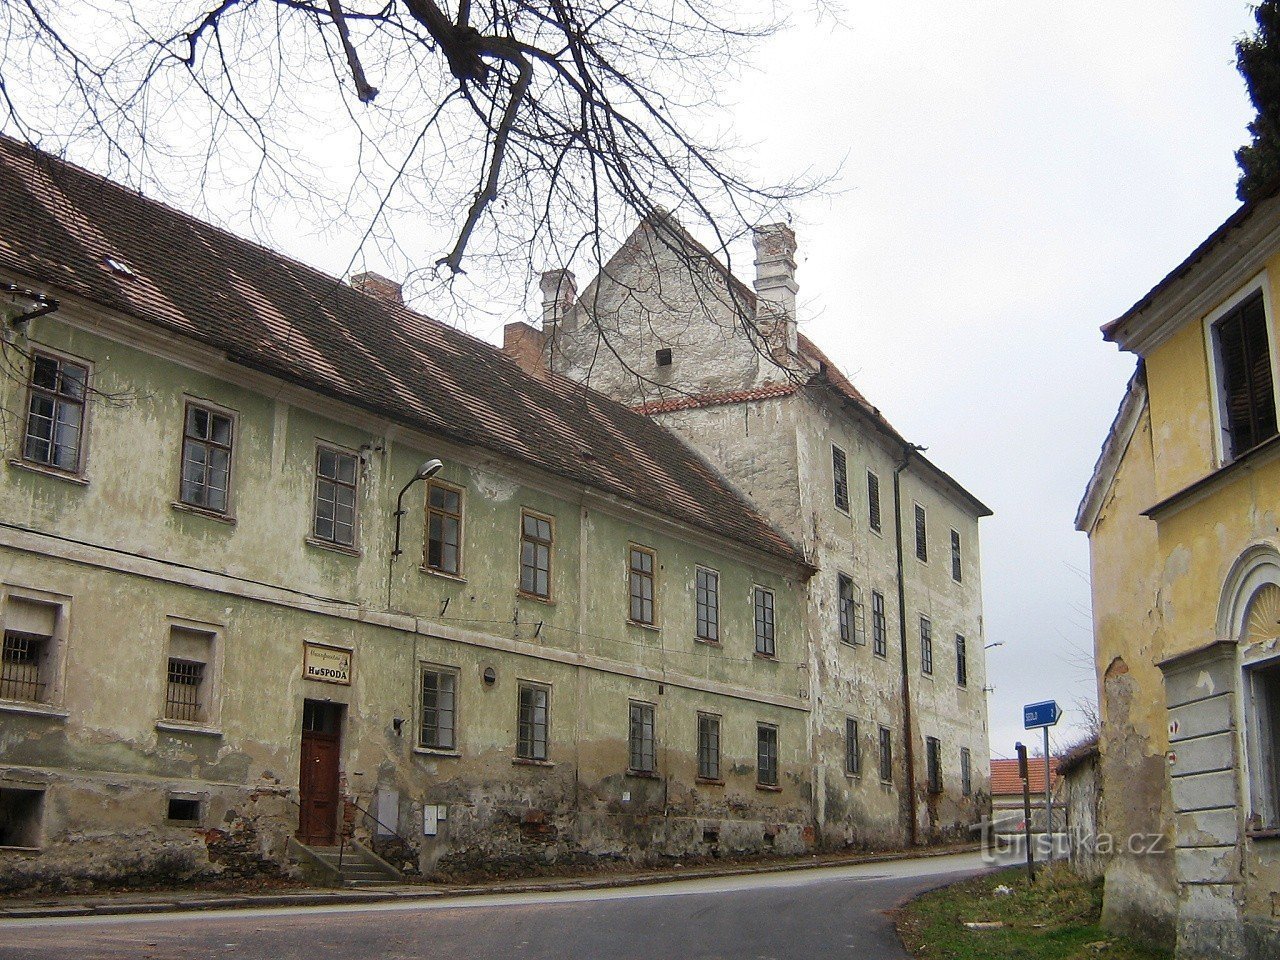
0,138,820,890
517,215,993,849
1078,182,1280,958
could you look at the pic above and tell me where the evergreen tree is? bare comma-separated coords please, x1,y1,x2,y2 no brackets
1237,1,1280,201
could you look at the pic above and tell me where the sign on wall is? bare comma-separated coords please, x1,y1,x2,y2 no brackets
303,642,352,685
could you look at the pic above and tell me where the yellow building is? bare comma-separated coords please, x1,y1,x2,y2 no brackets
1079,183,1280,959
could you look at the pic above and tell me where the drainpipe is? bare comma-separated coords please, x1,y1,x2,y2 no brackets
893,445,921,846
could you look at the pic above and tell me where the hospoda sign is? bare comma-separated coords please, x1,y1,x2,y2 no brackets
303,642,352,685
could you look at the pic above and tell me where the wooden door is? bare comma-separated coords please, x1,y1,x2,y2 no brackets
298,701,341,845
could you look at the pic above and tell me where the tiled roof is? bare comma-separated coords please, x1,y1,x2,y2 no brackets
0,136,804,566
633,383,797,415
990,757,1059,796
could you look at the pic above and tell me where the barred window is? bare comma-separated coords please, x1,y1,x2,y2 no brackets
629,546,655,625
832,445,849,512
757,723,779,787
517,683,549,760
754,587,775,657
697,713,721,781
180,403,234,513
920,616,933,675
519,512,553,599
871,590,887,658
926,736,942,794
164,627,213,724
956,635,968,687
696,567,719,643
23,352,87,472
867,471,881,532
1,598,58,704
314,447,358,547
914,504,928,562
419,667,457,750
878,725,893,783
838,574,855,645
950,529,963,583
426,482,463,574
845,718,861,776
628,701,656,773
961,747,973,797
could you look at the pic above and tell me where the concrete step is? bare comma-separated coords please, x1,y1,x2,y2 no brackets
294,841,403,886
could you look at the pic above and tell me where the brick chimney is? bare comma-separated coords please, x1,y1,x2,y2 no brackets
503,321,548,378
539,269,577,331
350,271,403,305
752,224,798,354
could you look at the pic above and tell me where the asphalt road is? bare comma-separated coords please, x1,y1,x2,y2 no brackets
0,851,988,960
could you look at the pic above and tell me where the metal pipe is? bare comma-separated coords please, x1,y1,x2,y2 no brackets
893,447,919,846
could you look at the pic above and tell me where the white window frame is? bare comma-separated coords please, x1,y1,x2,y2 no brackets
20,345,93,478
1203,271,1279,467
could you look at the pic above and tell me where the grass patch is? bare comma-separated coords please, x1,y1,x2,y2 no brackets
896,864,1171,960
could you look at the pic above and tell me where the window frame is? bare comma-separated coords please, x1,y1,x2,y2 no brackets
628,700,657,774
1244,656,1280,829
878,725,893,783
628,544,657,626
920,616,933,675
753,585,776,658
21,347,91,477
425,479,465,577
1204,276,1279,465
518,509,555,601
516,681,551,761
0,586,70,709
845,717,861,777
871,590,887,658
697,711,722,782
832,444,850,513
695,566,720,644
756,722,779,787
960,746,973,797
950,529,963,583
177,399,237,517
926,736,943,794
956,634,968,687
311,444,361,550
867,469,882,533
838,573,856,646
914,503,928,563
418,663,459,752
158,619,221,730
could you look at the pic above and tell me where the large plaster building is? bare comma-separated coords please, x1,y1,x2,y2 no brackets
1078,181,1280,958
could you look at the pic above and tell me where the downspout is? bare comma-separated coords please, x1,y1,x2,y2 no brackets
893,445,920,846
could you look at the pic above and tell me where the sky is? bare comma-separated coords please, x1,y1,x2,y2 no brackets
9,2,1261,760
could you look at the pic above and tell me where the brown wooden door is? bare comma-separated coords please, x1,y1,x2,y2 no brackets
298,701,341,845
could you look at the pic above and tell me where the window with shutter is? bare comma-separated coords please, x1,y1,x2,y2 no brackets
1214,290,1277,460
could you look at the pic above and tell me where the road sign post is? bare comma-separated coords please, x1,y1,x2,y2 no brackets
1024,700,1062,863
1016,741,1035,883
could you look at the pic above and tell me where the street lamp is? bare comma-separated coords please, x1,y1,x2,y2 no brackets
984,641,1005,650
391,459,443,560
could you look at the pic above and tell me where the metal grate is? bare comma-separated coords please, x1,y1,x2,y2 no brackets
165,658,204,722
1,632,46,702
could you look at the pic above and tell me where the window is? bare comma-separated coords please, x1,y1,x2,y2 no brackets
697,713,721,781
167,794,201,824
0,787,44,848
519,511,553,599
754,587,775,657
845,718,861,776
419,666,457,750
920,617,933,675
956,635,968,687
950,529,962,583
180,403,234,513
926,736,942,794
914,504,927,562
426,481,464,574
838,574,856,645
1246,660,1280,828
655,348,673,366
1,597,59,704
878,726,893,783
757,723,778,787
871,590,887,658
516,683,549,761
1213,289,1276,460
867,470,881,532
629,701,656,773
23,352,87,472
629,546,655,625
961,747,973,797
832,445,849,512
313,447,359,548
164,626,215,724
696,567,719,643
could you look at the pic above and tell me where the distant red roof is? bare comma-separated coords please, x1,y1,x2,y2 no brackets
634,383,797,415
990,758,1059,796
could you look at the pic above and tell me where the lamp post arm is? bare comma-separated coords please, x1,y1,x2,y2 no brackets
392,476,418,560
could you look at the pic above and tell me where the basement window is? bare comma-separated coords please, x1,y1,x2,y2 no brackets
0,787,44,848
166,794,201,824
655,348,673,367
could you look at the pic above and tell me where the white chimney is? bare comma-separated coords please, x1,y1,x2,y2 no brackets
539,269,577,330
752,223,798,354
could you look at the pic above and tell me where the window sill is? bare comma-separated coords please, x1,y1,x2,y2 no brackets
171,501,236,525
512,757,555,768
753,652,778,662
414,746,461,758
164,819,202,828
1246,827,1280,841
0,700,68,720
627,620,661,633
694,636,721,647
516,591,555,606
755,783,782,793
420,566,467,583
155,720,223,738
845,772,862,781
305,536,361,558
626,769,660,780
0,845,41,854
7,459,88,486
695,777,725,787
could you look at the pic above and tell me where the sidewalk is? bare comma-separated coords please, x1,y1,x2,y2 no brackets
0,842,981,920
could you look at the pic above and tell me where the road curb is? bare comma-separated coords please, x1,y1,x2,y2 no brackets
0,843,981,919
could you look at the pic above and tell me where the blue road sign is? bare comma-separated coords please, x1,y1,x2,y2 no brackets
1024,700,1062,729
